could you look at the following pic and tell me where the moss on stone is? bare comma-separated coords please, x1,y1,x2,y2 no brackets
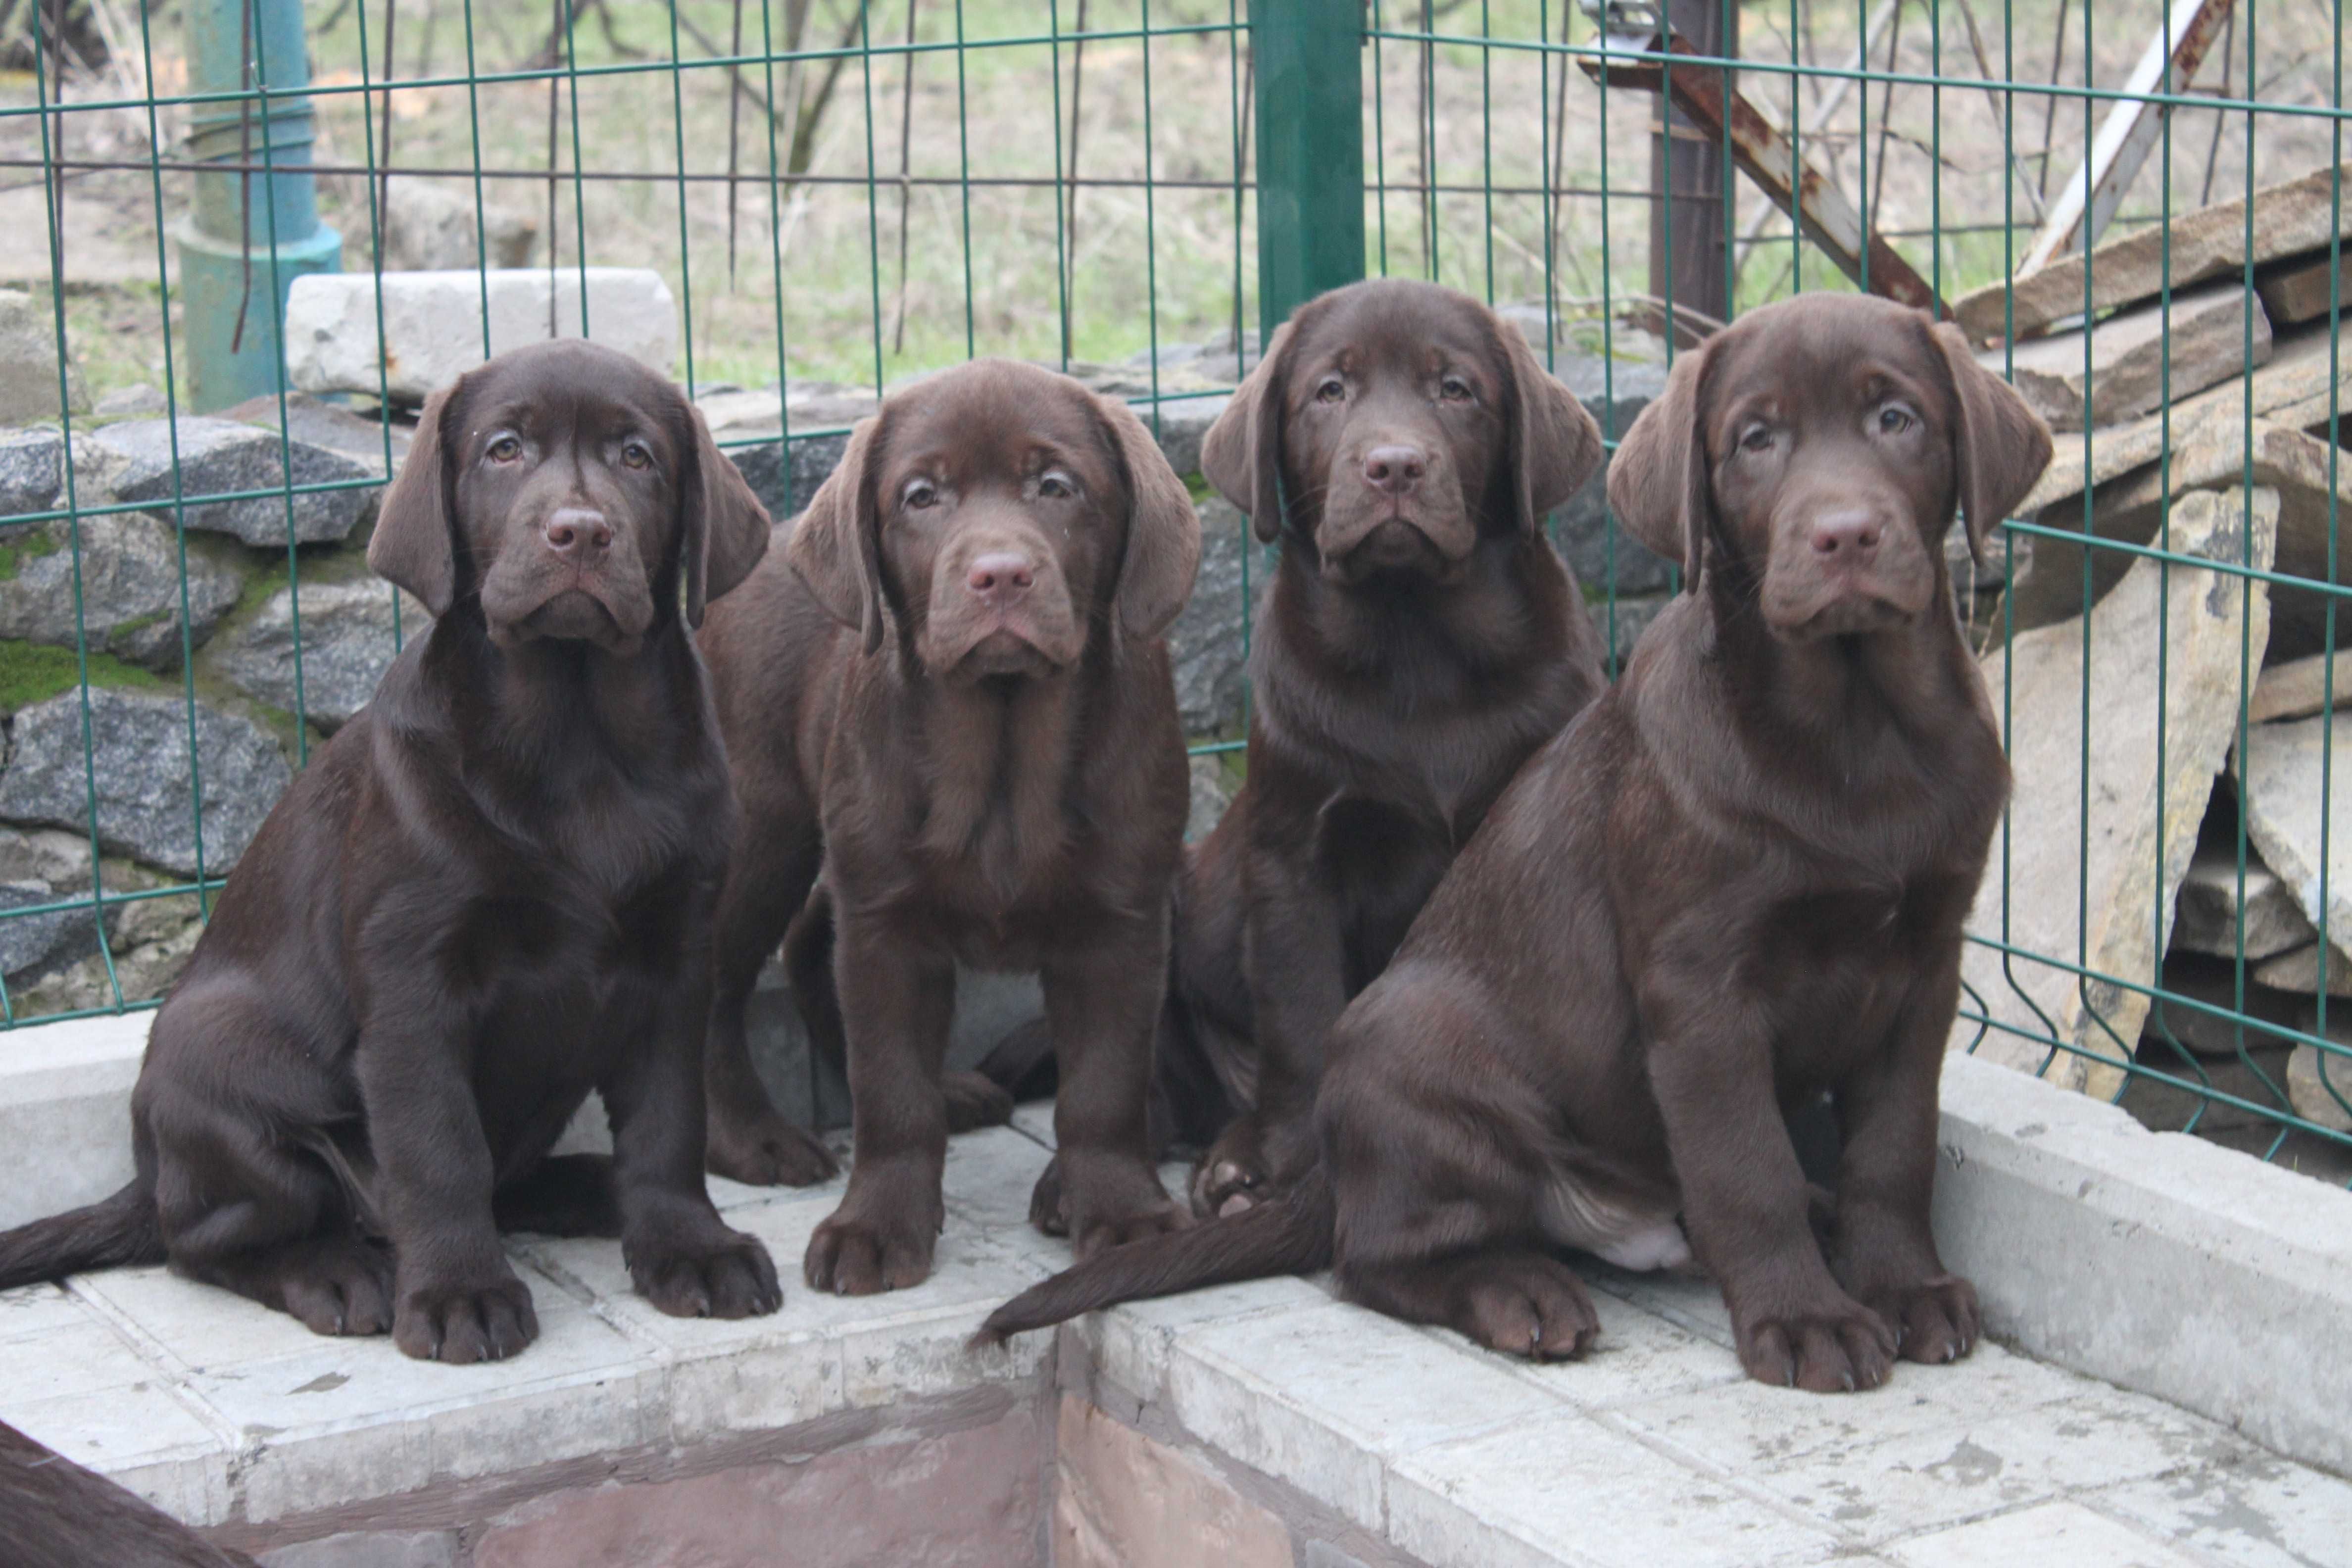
0,638,171,716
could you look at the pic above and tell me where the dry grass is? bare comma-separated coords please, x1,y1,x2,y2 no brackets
0,0,2341,402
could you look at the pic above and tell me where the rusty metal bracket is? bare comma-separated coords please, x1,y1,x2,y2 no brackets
1578,18,1946,318
2018,0,2236,276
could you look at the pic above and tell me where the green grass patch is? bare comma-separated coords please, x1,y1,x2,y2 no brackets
0,639,171,716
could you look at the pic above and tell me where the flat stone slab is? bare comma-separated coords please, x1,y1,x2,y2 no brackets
0,687,291,875
1962,488,2278,1095
1954,161,2352,343
0,512,245,670
202,576,431,733
2019,323,2344,519
2251,649,2352,723
2236,710,2352,974
2169,844,2316,961
1991,280,2271,434
89,417,379,548
2009,412,2352,649
2255,938,2352,996
286,269,678,403
1169,495,1253,736
2257,244,2352,327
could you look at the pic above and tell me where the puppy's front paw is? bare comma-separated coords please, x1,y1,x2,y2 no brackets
393,1272,540,1364
804,1210,937,1295
1073,1198,1191,1262
1453,1253,1600,1361
942,1069,1016,1133
275,1236,395,1338
706,1106,839,1188
630,1228,783,1319
1862,1274,1979,1366
1736,1293,1898,1392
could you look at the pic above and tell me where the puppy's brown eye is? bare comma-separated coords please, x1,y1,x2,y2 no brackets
903,479,938,510
1439,376,1474,403
1739,425,1775,453
1878,406,1915,435
1038,471,1076,499
487,435,523,464
1315,376,1346,404
620,441,653,470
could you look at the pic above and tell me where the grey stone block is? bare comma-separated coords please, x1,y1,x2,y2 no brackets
0,427,61,519
0,877,98,980
1170,497,1256,737
205,577,431,733
92,416,379,547
0,687,291,875
0,512,245,669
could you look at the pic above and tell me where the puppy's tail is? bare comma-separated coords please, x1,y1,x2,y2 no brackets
975,1166,1333,1344
0,1180,163,1291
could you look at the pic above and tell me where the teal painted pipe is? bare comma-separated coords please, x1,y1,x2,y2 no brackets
177,0,341,412
1252,0,1366,343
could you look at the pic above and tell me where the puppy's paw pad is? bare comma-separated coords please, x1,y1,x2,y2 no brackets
1456,1256,1599,1362
1740,1301,1897,1393
635,1233,784,1319
393,1276,540,1365
803,1216,935,1296
1073,1202,1192,1261
1870,1275,1979,1366
942,1070,1016,1133
706,1112,839,1188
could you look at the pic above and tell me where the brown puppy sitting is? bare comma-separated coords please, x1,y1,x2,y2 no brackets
1159,278,1609,1219
0,340,783,1362
982,294,2051,1396
694,359,1201,1292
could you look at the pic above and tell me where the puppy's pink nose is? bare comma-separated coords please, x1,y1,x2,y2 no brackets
1809,511,1882,558
1363,444,1425,495
967,551,1035,599
544,508,613,555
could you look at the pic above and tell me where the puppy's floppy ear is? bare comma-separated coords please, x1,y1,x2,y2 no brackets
1094,393,1203,642
1606,341,1713,591
367,381,460,616
1498,321,1606,535
682,404,772,628
785,411,888,654
1201,321,1295,545
1929,320,2055,567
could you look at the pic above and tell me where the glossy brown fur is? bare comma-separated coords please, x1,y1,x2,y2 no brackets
0,340,784,1363
0,1421,260,1568
982,295,2051,1395
694,359,1202,1293
1160,278,1609,1219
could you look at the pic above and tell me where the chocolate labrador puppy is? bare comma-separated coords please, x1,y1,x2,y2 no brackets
694,359,1200,1293
0,340,783,1362
1159,278,1608,1218
982,294,2051,1396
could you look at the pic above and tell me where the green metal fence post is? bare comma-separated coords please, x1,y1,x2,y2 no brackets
1252,0,1366,342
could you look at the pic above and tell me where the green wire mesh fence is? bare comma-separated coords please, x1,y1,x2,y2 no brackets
0,0,2344,1181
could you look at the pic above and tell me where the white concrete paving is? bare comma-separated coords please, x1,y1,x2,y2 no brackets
0,1094,2344,1563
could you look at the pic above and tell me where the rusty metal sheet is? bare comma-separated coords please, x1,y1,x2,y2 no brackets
1580,31,1947,317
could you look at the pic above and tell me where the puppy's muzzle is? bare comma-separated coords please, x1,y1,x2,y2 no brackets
925,533,1083,678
